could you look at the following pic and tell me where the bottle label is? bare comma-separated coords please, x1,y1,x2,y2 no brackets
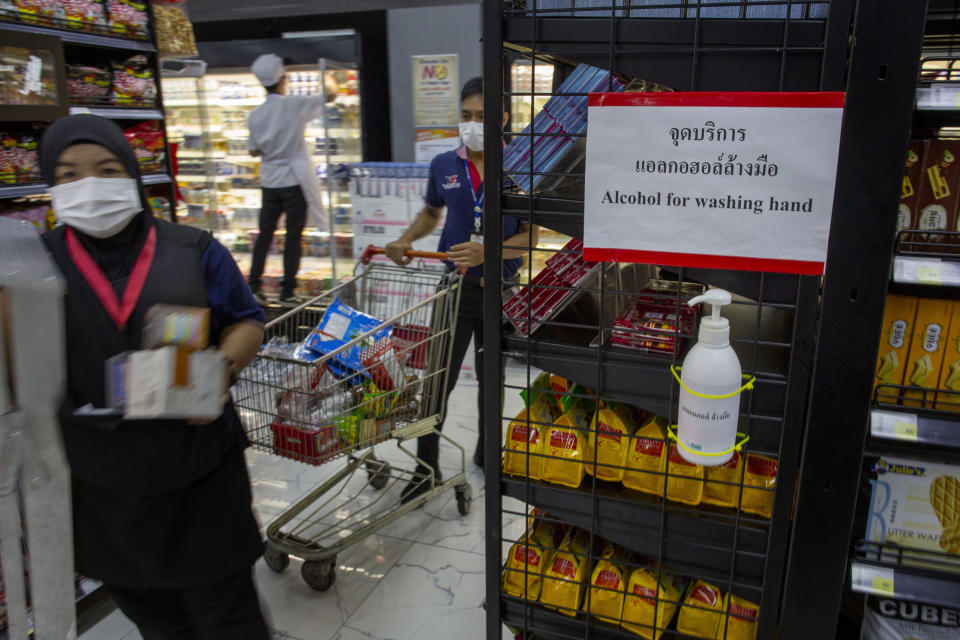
677,389,740,455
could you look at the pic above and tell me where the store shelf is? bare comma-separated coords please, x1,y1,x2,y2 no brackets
0,183,47,198
502,476,767,599
501,598,644,640
851,545,960,609
870,402,960,450
0,18,155,51
502,16,827,91
142,173,173,185
503,192,584,238
69,106,163,120
891,255,960,289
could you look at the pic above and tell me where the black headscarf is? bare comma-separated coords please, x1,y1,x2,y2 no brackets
39,114,152,287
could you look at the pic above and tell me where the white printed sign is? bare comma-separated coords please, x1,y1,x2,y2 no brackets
583,92,846,274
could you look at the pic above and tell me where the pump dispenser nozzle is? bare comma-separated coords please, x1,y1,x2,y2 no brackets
688,288,732,346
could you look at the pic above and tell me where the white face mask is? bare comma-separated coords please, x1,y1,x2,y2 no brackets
459,120,484,153
49,177,142,238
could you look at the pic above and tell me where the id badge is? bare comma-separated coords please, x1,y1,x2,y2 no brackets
470,233,484,246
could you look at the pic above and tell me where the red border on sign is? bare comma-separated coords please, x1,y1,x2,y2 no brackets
588,91,845,109
582,247,824,275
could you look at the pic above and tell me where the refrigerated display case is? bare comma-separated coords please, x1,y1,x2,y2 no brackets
161,60,362,295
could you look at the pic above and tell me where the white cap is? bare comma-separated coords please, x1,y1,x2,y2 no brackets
688,288,732,346
251,54,285,87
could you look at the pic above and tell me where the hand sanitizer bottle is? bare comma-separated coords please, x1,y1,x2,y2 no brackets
677,288,741,466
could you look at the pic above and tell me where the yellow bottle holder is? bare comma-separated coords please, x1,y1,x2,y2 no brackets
667,365,755,457
670,365,756,400
666,425,751,458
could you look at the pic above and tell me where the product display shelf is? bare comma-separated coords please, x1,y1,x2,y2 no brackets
850,543,960,610
486,1,932,639
501,597,707,640
500,13,832,92
0,183,47,199
871,385,960,451
0,19,156,52
888,230,960,294
68,106,164,120
501,476,769,597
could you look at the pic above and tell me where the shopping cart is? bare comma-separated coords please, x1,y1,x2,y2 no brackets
233,248,468,591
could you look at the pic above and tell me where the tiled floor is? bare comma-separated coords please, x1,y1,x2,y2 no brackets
80,361,531,640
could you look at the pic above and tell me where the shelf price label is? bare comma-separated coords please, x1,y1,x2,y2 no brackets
852,563,896,597
894,257,960,286
872,410,920,442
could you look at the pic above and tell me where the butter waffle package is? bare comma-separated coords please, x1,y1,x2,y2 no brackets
621,564,682,640
665,444,704,506
540,527,592,616
873,295,919,400
935,301,960,412
676,580,724,639
502,395,561,480
623,415,670,496
718,593,760,640
703,451,744,509
866,456,960,564
862,596,960,640
904,298,954,408
584,543,633,624
541,400,592,488
741,454,778,519
585,402,638,482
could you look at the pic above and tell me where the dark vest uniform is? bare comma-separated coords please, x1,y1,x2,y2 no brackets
43,219,263,589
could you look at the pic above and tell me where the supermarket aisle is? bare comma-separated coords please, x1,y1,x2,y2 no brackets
81,358,528,640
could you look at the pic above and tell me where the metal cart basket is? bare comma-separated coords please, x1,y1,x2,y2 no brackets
233,261,467,591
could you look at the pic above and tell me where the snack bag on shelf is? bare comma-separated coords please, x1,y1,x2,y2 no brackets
13,0,59,23
0,134,17,183
549,374,569,395
676,580,724,639
502,512,565,601
154,2,198,57
665,444,704,506
520,371,563,413
502,394,560,480
539,527,591,616
112,54,156,106
622,415,669,497
585,401,638,483
541,399,591,488
62,0,107,28
702,451,744,509
584,542,632,624
717,593,760,640
107,0,148,34
67,63,112,100
621,564,682,640
741,454,778,519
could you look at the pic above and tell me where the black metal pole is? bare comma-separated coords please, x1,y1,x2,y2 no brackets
482,1,505,638
778,1,927,637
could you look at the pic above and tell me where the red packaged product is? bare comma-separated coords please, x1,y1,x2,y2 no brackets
393,324,430,370
270,421,339,465
361,337,409,391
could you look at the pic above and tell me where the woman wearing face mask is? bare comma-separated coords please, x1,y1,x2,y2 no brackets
39,114,270,639
386,77,539,501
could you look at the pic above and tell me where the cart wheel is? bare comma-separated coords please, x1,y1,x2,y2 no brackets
263,545,289,573
455,483,472,516
367,461,392,490
302,560,337,592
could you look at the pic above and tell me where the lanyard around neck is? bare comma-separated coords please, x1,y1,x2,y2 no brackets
66,226,157,331
462,158,483,233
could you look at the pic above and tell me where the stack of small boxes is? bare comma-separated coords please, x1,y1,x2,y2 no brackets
899,138,960,252
873,294,960,410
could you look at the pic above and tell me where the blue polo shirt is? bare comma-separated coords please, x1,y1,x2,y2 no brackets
425,146,523,279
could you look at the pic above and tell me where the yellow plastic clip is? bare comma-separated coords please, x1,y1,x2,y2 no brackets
670,365,756,400
666,425,751,458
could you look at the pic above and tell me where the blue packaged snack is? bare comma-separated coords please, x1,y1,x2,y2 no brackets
303,298,390,376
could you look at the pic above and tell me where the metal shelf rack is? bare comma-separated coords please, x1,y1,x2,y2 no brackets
483,1,928,639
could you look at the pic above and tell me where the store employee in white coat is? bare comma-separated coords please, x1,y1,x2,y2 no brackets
246,53,332,306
